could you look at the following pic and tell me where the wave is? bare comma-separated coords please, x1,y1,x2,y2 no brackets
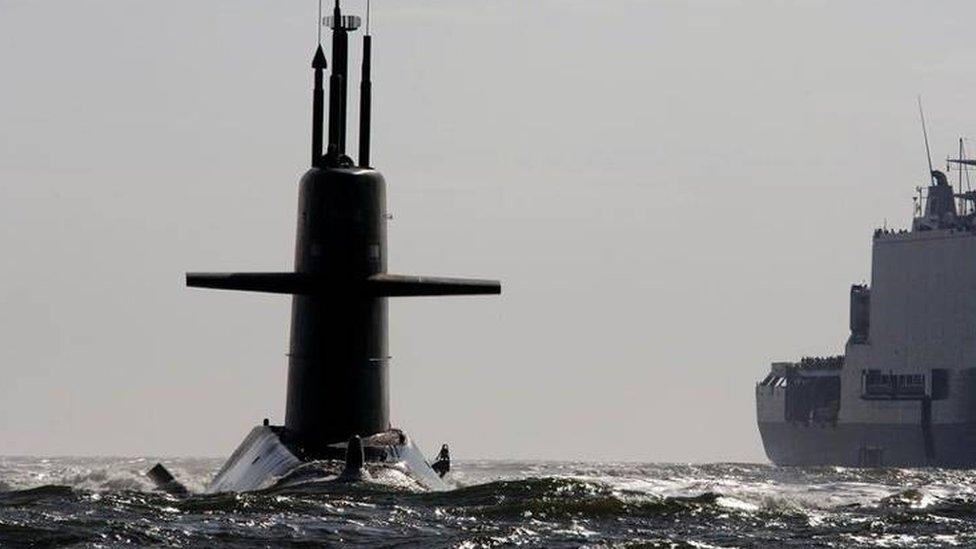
0,457,217,494
415,477,737,520
5,460,976,521
5,462,976,547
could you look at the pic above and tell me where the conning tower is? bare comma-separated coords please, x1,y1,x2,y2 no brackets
187,1,500,455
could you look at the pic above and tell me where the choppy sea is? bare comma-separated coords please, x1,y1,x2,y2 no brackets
3,458,976,547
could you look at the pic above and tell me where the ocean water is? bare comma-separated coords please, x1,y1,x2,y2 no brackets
2,458,976,547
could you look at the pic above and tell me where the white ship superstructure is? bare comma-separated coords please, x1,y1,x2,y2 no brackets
757,162,976,467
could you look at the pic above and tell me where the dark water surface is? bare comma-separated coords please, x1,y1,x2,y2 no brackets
2,458,976,547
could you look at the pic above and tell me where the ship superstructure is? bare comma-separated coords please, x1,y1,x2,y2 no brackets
757,151,976,467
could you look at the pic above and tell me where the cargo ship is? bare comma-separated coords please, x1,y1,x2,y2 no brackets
757,141,976,467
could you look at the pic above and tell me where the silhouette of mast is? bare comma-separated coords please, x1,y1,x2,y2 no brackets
358,2,372,168
311,46,327,167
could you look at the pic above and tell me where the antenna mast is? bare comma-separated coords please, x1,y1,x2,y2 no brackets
918,95,935,184
310,2,328,167
323,0,362,164
965,139,972,197
359,0,372,167
960,137,965,214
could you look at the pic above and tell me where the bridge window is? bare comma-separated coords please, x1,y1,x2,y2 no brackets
862,370,926,399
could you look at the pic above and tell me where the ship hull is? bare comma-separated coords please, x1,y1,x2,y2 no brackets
759,421,976,468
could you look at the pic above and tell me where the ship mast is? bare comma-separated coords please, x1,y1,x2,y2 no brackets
918,95,935,187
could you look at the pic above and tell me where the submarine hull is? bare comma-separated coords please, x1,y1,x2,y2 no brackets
207,425,451,493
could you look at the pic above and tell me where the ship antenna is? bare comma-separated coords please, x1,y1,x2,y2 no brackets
326,0,342,158
918,95,935,184
324,0,360,163
358,0,372,167
959,138,963,187
310,3,328,167
959,137,965,214
961,138,974,216
965,139,973,199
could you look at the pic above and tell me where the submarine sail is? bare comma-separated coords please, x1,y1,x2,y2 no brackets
162,1,500,492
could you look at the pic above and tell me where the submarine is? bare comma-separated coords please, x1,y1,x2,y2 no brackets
150,1,500,493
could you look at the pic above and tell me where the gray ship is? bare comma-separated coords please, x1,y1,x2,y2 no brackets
757,148,976,468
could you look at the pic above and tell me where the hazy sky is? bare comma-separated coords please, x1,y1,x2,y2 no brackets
3,1,976,462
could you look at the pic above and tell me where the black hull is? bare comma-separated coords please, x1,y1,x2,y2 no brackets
758,421,976,468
